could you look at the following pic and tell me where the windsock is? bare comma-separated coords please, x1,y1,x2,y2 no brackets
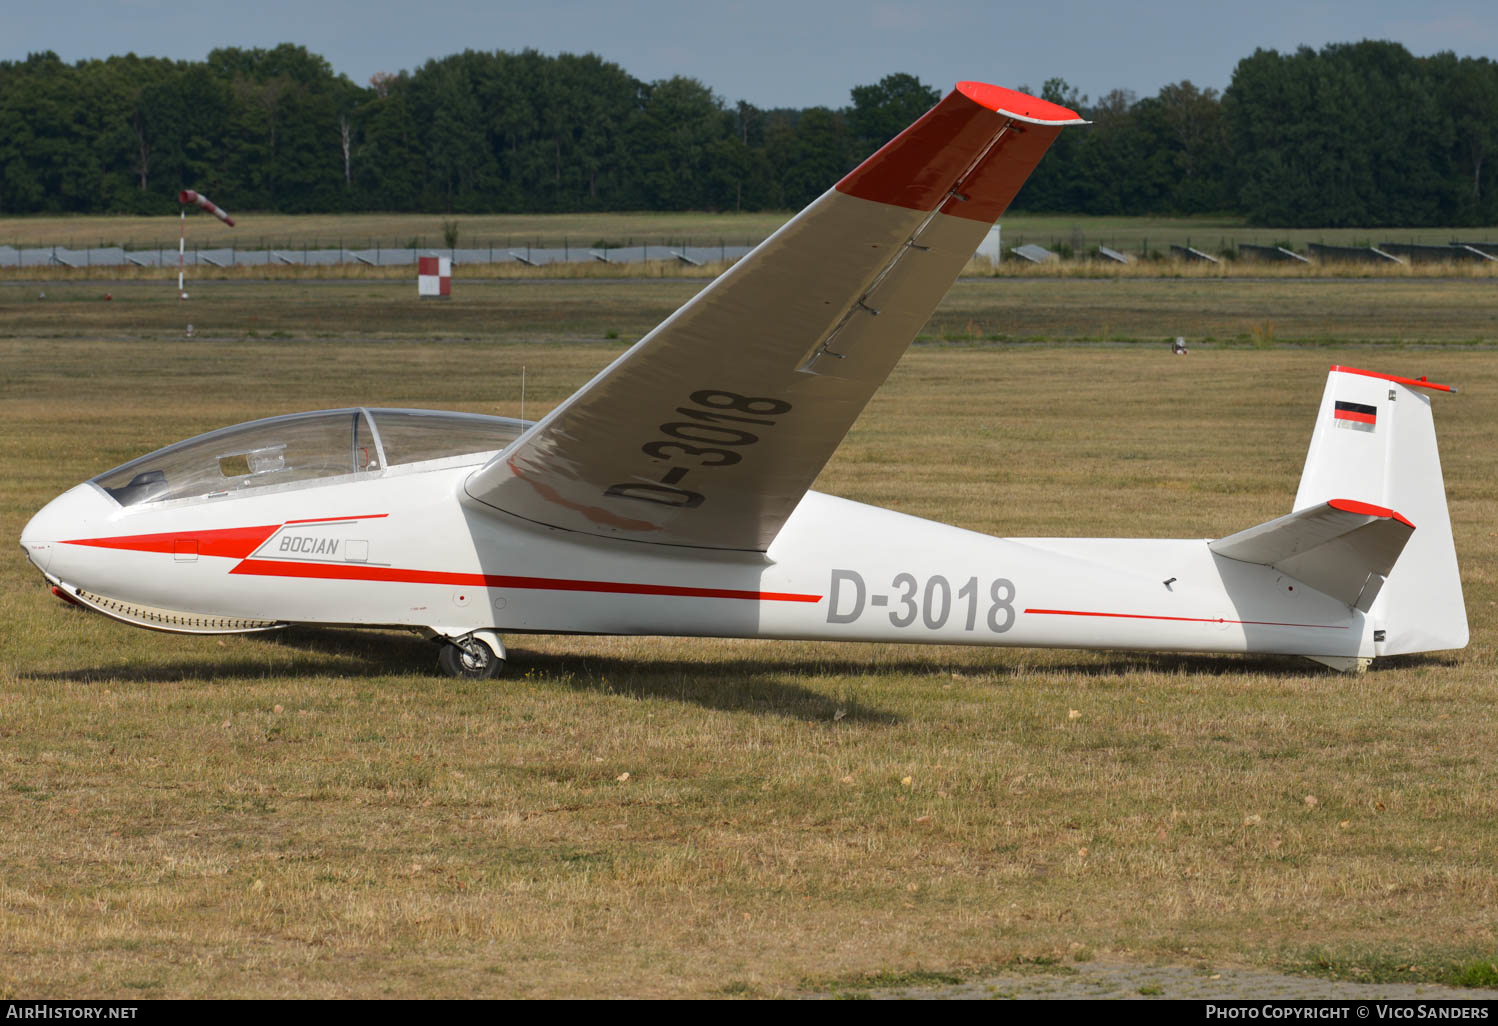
178,190,235,227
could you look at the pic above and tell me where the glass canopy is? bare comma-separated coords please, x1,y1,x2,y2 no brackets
93,408,528,506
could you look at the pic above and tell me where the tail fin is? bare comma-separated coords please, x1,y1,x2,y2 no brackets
1293,366,1467,655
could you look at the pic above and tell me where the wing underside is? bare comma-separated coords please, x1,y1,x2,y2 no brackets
465,81,1083,551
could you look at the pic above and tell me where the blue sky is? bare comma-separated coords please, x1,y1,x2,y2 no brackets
6,0,1495,108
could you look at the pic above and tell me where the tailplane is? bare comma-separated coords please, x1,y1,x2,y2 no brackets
1290,366,1466,655
1210,499,1414,612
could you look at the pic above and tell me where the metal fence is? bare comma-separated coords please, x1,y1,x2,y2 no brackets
7,238,1495,271
0,242,759,270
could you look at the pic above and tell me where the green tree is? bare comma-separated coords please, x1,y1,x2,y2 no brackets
1226,41,1454,226
768,107,850,209
410,56,495,210
1150,81,1232,212
1010,79,1089,213
0,62,49,212
626,76,730,210
1428,53,1498,223
354,72,426,210
847,72,939,158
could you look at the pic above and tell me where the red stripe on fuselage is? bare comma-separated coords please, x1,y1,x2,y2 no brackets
285,514,388,524
63,516,821,603
229,558,822,603
1023,608,1347,629
63,524,280,559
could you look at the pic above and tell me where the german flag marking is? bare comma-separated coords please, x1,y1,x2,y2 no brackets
1333,400,1377,432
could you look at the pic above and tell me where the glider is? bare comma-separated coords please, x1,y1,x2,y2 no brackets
20,83,1467,677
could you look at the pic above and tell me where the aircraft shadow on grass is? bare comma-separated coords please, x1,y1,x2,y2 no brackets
23,625,1457,720
21,625,432,685
1034,650,1460,677
21,626,900,723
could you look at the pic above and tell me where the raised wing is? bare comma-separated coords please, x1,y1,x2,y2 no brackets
465,81,1084,551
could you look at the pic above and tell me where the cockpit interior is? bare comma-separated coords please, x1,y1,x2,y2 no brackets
93,408,528,507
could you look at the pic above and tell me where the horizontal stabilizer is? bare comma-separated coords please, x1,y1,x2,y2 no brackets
1209,499,1415,610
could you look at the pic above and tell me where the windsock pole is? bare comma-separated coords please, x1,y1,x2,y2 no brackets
176,190,235,301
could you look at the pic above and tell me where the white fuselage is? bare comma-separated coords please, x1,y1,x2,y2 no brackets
22,455,1369,662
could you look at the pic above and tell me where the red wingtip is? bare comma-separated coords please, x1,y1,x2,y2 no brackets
1328,498,1416,530
956,81,1083,124
836,81,1081,221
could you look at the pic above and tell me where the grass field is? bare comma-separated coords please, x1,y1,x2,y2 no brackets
4,276,1497,347
4,210,1495,261
6,255,1498,286
0,211,790,254
1,278,1496,998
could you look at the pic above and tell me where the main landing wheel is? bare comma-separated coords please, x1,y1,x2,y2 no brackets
438,636,505,679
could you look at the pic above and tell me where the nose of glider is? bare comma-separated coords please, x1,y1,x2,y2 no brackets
20,483,116,577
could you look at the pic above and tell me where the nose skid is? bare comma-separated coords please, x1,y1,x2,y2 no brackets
62,583,282,634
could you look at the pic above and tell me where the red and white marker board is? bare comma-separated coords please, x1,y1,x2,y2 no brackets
418,256,451,298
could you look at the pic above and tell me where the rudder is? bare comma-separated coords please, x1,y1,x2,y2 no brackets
1293,365,1466,656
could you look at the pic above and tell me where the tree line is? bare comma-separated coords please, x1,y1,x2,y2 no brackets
1,40,1493,226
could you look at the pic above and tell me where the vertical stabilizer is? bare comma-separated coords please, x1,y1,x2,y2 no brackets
1293,366,1466,655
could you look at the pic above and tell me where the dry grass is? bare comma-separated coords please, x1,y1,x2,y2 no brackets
924,277,1498,345
1,281,1496,997
0,258,744,285
6,276,1496,349
5,210,1493,254
0,211,789,252
994,213,1498,256
6,211,1496,282
983,257,1498,280
7,255,1498,286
